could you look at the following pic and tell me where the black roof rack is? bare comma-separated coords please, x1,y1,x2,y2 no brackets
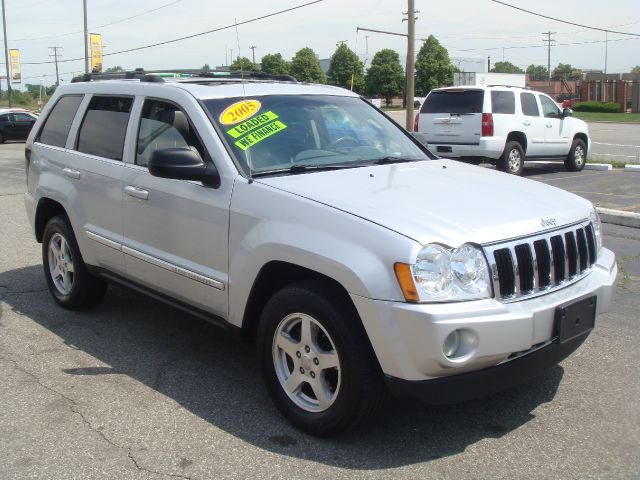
485,84,532,90
71,68,297,84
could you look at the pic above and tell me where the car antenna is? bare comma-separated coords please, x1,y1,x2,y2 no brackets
234,19,254,184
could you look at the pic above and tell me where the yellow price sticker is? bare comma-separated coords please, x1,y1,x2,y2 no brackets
219,99,261,125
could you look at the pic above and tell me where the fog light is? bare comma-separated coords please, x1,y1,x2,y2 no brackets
443,330,461,358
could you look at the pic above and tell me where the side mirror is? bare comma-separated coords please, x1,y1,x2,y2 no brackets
148,147,220,188
563,107,573,118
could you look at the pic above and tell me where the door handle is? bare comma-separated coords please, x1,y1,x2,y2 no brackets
523,121,531,127
62,168,81,179
124,185,149,200
546,123,553,128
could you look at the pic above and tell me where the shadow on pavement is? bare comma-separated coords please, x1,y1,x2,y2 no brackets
0,265,564,470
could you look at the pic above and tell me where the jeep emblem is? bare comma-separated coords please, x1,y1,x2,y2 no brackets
541,217,557,228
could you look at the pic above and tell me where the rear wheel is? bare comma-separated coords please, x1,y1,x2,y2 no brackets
497,141,524,175
258,280,386,436
564,138,586,172
42,215,107,310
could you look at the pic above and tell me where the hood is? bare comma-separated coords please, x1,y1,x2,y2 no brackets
257,159,593,247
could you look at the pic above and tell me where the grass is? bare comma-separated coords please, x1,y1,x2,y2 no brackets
573,112,640,123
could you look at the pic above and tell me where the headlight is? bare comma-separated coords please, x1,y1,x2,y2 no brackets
589,207,602,252
396,243,492,302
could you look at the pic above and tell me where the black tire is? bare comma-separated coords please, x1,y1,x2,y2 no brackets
564,138,586,172
0,132,4,144
257,280,386,437
497,141,525,175
42,215,107,310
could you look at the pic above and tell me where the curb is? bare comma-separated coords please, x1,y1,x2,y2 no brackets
584,163,613,171
597,207,640,229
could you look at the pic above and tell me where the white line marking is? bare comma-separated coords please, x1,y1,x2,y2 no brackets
592,141,640,148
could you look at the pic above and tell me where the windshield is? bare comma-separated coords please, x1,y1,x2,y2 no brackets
421,90,484,114
203,95,432,175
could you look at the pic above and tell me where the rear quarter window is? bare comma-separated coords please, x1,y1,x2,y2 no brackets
37,95,84,148
421,90,484,114
491,91,515,114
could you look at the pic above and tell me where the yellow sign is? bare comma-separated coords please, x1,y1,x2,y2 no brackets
9,49,20,83
226,111,279,138
219,99,261,125
90,33,103,73
234,121,287,151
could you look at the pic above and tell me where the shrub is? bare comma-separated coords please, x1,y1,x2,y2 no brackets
572,101,621,113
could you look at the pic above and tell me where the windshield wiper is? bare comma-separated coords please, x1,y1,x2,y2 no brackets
373,156,422,165
252,163,367,177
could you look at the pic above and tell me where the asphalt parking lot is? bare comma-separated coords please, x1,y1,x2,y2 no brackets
1,142,639,479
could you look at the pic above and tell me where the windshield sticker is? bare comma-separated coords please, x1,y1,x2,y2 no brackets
234,120,287,151
226,111,279,138
219,99,261,125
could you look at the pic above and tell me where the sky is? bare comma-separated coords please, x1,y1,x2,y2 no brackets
2,0,639,87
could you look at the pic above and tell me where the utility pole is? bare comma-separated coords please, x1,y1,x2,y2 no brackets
83,0,89,73
403,0,416,131
230,48,233,64
249,45,257,64
487,56,491,72
1,0,12,107
604,31,608,75
542,31,556,85
49,47,62,86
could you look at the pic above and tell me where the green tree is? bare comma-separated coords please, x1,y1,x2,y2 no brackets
327,43,365,92
200,63,210,73
552,63,581,81
365,49,404,105
260,53,289,75
526,64,549,81
414,35,454,96
631,65,640,74
105,66,124,73
289,47,326,83
490,61,524,74
230,56,256,71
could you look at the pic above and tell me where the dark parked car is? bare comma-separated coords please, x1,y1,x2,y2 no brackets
0,109,38,143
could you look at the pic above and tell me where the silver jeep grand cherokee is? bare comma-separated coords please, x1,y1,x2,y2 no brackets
24,70,617,436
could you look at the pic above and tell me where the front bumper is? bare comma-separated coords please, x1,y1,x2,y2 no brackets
350,247,617,385
385,332,587,404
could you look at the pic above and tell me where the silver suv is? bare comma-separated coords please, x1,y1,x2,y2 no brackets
24,70,616,436
415,85,591,175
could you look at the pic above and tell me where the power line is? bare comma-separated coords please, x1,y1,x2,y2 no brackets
21,0,325,65
11,0,183,42
448,35,639,53
490,0,640,37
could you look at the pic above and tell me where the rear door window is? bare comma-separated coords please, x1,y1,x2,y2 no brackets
520,93,540,117
37,95,84,148
76,96,133,160
421,90,484,114
491,91,515,114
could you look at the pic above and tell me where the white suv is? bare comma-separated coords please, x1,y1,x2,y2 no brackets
24,70,615,436
415,85,590,175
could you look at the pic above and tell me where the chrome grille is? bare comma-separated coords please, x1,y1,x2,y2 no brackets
485,221,598,301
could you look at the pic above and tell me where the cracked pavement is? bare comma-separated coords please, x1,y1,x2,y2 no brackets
1,142,639,479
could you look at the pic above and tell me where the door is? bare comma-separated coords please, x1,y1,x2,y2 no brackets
12,112,38,140
65,95,131,273
539,94,571,156
0,113,17,140
122,98,231,318
519,92,546,156
419,89,483,145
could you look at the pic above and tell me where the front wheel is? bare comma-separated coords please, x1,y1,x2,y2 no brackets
564,138,586,172
42,215,107,310
258,280,386,436
497,141,524,175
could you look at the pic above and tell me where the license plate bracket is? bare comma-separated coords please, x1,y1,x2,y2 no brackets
554,296,597,344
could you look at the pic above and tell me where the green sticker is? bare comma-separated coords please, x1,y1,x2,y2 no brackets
234,120,287,150
226,111,279,138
